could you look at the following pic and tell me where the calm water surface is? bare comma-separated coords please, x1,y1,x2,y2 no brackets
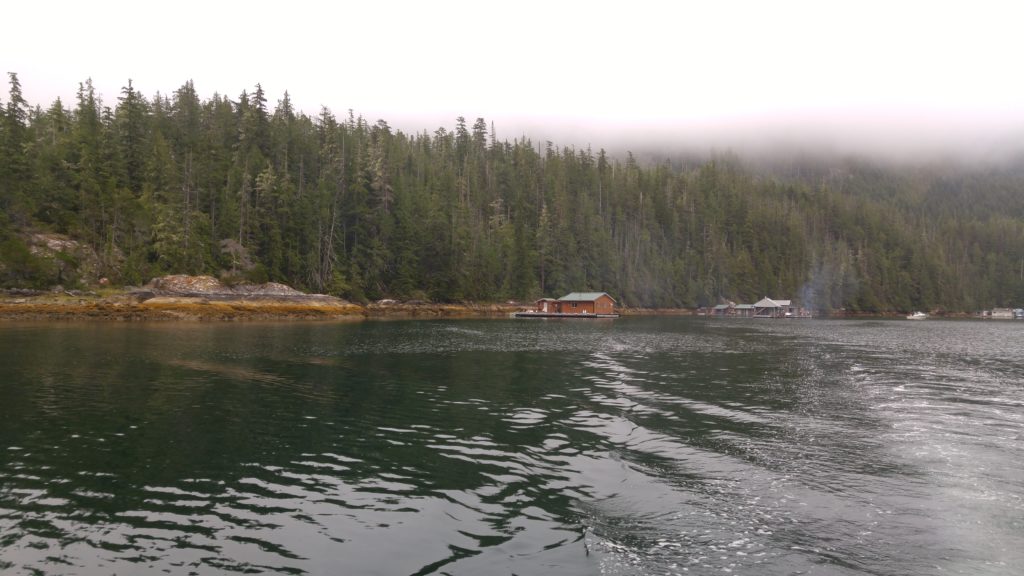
1,318,1022,575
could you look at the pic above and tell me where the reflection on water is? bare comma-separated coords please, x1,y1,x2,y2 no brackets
1,318,1023,575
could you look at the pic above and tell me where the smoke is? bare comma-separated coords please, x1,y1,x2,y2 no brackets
799,251,861,314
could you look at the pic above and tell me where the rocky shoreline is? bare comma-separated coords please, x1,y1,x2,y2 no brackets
0,294,533,321
0,275,536,321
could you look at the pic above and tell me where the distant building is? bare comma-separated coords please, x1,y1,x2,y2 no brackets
711,302,756,317
535,298,559,313
991,308,1014,319
736,304,756,317
556,292,616,315
712,303,733,316
710,298,807,318
530,292,617,315
753,297,809,318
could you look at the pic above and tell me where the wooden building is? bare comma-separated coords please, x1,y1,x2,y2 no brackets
990,308,1014,319
557,292,616,315
522,292,618,317
535,298,559,313
711,302,756,317
753,297,809,318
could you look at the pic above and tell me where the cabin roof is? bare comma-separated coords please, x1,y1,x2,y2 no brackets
754,297,787,308
559,292,616,303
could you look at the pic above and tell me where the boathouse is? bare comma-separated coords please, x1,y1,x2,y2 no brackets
559,292,616,315
521,292,618,318
535,292,616,315
990,308,1014,319
712,302,755,317
752,297,809,318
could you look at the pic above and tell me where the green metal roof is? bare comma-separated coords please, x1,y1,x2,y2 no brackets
558,292,616,303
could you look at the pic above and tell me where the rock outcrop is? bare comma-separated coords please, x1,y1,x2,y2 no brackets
139,275,339,302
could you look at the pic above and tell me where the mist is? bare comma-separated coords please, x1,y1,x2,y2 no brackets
14,73,1023,170
7,0,1023,169
374,109,1024,167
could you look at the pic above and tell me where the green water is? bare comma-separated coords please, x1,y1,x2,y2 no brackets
1,318,1022,575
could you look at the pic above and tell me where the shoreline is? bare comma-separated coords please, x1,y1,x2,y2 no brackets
0,292,537,321
0,292,992,322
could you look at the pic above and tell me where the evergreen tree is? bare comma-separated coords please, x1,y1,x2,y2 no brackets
3,74,1024,311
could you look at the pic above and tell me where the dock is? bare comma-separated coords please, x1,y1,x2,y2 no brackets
513,311,619,319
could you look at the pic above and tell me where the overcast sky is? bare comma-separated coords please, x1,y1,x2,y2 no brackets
3,0,1022,159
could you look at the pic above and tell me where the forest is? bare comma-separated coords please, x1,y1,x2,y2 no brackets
2,73,1023,312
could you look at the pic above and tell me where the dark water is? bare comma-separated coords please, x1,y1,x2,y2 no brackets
1,318,1022,575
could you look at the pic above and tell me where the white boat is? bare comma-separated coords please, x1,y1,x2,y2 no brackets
906,311,927,320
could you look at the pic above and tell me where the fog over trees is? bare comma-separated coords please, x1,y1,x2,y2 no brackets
2,74,1023,311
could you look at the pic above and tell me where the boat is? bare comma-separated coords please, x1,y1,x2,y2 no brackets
906,311,928,320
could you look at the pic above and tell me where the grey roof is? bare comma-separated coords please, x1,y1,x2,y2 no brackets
754,297,794,308
735,304,755,309
559,292,616,303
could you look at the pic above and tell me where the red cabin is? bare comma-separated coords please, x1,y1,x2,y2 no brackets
533,292,616,315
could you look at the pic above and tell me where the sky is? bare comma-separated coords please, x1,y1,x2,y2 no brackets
3,0,1023,160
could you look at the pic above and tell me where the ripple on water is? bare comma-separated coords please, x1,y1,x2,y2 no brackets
2,319,1024,574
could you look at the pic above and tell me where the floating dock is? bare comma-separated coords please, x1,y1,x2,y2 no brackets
513,311,619,319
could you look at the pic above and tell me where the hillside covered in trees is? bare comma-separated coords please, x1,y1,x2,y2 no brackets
1,74,1023,312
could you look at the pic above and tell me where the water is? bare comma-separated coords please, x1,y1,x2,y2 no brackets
1,317,1022,575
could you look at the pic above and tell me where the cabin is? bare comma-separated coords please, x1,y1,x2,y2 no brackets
536,291,614,313
991,308,1014,319
556,292,616,315
712,303,732,316
735,304,755,317
712,302,756,317
753,297,789,318
753,297,809,318
535,298,559,313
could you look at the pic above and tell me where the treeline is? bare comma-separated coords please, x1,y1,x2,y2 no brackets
2,73,1023,311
